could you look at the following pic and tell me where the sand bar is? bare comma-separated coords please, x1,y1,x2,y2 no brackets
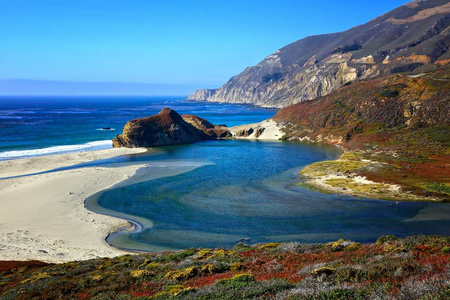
0,148,148,263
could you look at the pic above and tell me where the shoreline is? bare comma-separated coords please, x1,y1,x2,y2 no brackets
0,148,148,263
297,149,448,202
84,160,216,253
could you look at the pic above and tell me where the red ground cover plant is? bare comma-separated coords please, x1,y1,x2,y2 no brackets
0,236,449,299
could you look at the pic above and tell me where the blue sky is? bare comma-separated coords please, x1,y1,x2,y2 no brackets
0,0,409,87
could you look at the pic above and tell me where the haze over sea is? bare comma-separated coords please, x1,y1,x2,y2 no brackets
2,96,450,251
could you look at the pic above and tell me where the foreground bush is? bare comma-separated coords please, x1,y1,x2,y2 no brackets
0,236,449,299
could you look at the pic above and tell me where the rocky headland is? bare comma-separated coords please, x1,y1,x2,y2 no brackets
189,0,450,108
112,108,231,148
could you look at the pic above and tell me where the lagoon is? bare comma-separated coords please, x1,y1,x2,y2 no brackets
87,139,450,251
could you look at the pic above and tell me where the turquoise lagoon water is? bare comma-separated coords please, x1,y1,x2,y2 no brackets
2,96,449,251
87,140,450,251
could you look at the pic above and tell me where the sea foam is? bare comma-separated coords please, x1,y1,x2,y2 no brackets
0,140,112,160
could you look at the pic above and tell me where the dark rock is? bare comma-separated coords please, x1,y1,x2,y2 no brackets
181,114,232,139
235,128,254,137
112,108,231,148
254,127,265,138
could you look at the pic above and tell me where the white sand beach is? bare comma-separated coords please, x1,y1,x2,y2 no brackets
0,148,148,263
230,119,283,140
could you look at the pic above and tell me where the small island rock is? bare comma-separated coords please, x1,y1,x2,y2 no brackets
112,108,230,148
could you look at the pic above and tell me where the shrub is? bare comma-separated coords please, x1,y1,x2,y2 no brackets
280,135,291,141
194,249,211,260
376,235,399,245
336,267,366,283
158,248,197,263
345,243,361,251
441,246,450,254
230,262,243,272
217,273,255,287
311,267,336,276
164,267,198,281
259,243,281,250
376,89,399,98
262,73,283,83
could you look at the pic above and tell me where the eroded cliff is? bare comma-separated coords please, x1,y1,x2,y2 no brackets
189,0,450,107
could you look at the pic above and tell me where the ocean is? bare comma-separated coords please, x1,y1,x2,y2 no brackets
0,96,276,159
2,96,450,251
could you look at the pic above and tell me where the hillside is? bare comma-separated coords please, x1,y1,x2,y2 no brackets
1,236,449,299
272,69,449,201
189,0,450,107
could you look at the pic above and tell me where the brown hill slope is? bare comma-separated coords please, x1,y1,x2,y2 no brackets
190,0,450,107
273,69,450,201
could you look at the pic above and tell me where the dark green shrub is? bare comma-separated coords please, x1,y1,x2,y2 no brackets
376,235,399,245
376,89,399,98
262,72,283,83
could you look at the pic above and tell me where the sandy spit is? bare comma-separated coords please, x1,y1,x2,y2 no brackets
0,148,148,263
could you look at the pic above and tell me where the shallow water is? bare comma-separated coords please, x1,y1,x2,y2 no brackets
87,140,450,251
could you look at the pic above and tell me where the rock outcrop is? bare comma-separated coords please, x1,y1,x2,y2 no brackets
187,89,217,101
112,108,230,148
189,0,450,107
181,114,231,138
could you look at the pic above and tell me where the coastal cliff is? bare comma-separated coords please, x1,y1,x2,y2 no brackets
272,70,450,201
187,88,217,101
190,0,450,107
112,108,230,148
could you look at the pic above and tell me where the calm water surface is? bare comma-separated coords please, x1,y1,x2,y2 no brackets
87,140,450,251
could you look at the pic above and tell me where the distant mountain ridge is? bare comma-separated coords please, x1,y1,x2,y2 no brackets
189,0,450,107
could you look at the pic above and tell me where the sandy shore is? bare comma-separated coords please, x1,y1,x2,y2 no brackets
0,148,148,263
230,119,283,140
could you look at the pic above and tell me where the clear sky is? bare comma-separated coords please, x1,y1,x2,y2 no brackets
0,0,409,87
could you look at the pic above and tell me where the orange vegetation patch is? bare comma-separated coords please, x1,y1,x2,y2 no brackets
185,271,234,288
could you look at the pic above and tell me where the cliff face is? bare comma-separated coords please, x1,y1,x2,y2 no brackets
112,108,230,148
272,70,450,147
187,89,217,101
190,0,450,107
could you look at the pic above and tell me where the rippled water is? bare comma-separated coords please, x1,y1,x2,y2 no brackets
87,140,450,251
0,96,276,159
